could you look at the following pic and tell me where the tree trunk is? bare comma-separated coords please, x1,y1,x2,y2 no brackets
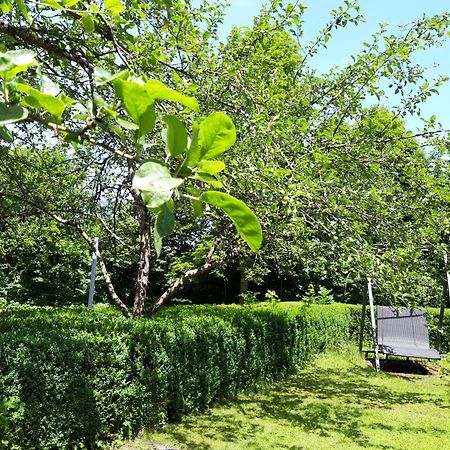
133,198,151,317
239,271,248,304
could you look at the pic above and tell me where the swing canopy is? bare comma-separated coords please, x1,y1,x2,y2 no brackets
377,306,440,360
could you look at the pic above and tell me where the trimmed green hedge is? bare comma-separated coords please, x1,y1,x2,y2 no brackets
0,302,448,449
0,302,355,448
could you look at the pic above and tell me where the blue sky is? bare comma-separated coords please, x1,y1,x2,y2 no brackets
216,1,450,130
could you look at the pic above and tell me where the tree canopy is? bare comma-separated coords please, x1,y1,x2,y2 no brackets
1,0,450,314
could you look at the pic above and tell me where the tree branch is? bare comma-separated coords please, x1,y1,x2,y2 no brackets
0,21,94,71
152,243,231,314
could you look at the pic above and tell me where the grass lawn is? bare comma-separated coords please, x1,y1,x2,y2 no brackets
125,350,450,450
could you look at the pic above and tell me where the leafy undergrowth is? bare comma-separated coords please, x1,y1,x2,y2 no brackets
127,350,450,450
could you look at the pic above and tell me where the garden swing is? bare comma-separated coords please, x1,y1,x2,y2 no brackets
359,276,442,372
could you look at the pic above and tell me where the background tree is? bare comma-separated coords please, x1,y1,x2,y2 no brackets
172,1,450,307
2,0,450,311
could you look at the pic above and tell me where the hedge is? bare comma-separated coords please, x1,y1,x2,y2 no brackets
0,302,357,449
0,302,448,449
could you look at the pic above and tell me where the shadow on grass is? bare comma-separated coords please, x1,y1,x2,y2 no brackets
152,364,448,450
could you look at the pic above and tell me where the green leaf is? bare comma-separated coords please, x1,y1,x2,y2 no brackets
186,187,204,217
184,122,200,168
155,202,175,234
200,191,262,253
14,0,32,24
142,190,172,209
81,14,95,33
162,115,187,157
93,67,128,86
116,117,139,130
153,224,163,257
144,80,199,111
191,198,204,217
133,160,184,191
40,0,63,9
0,0,13,14
16,84,65,118
0,125,13,142
198,112,236,160
0,50,38,80
153,202,175,256
0,103,28,125
133,160,184,208
104,0,125,13
114,80,155,136
197,160,226,175
194,172,223,189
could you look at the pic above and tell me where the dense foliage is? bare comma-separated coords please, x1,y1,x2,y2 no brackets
1,1,450,312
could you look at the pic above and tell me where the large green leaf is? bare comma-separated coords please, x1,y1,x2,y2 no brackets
116,117,139,130
183,122,200,168
17,84,65,118
153,202,175,257
133,160,184,208
194,172,223,189
144,80,199,111
0,50,38,80
162,115,187,157
198,112,236,161
197,160,226,175
0,125,13,142
200,191,262,253
93,67,128,86
141,190,172,209
114,80,155,136
81,14,95,33
0,103,28,125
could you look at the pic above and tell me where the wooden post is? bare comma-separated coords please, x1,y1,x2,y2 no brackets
367,277,380,372
87,237,99,308
358,280,368,353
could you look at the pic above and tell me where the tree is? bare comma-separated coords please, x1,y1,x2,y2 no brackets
174,1,450,307
0,1,262,317
2,0,450,312
0,145,91,305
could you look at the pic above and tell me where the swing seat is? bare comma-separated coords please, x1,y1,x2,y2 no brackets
377,306,440,360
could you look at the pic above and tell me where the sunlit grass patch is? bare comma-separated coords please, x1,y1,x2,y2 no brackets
136,350,450,450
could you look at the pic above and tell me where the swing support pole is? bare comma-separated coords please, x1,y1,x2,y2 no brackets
367,277,380,372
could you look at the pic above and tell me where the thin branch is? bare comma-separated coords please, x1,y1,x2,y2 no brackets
0,21,94,70
96,212,134,251
26,114,135,160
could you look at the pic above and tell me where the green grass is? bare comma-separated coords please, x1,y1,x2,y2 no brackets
125,350,450,450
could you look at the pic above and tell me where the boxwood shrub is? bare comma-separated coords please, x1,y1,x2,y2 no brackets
0,302,447,449
0,302,356,448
